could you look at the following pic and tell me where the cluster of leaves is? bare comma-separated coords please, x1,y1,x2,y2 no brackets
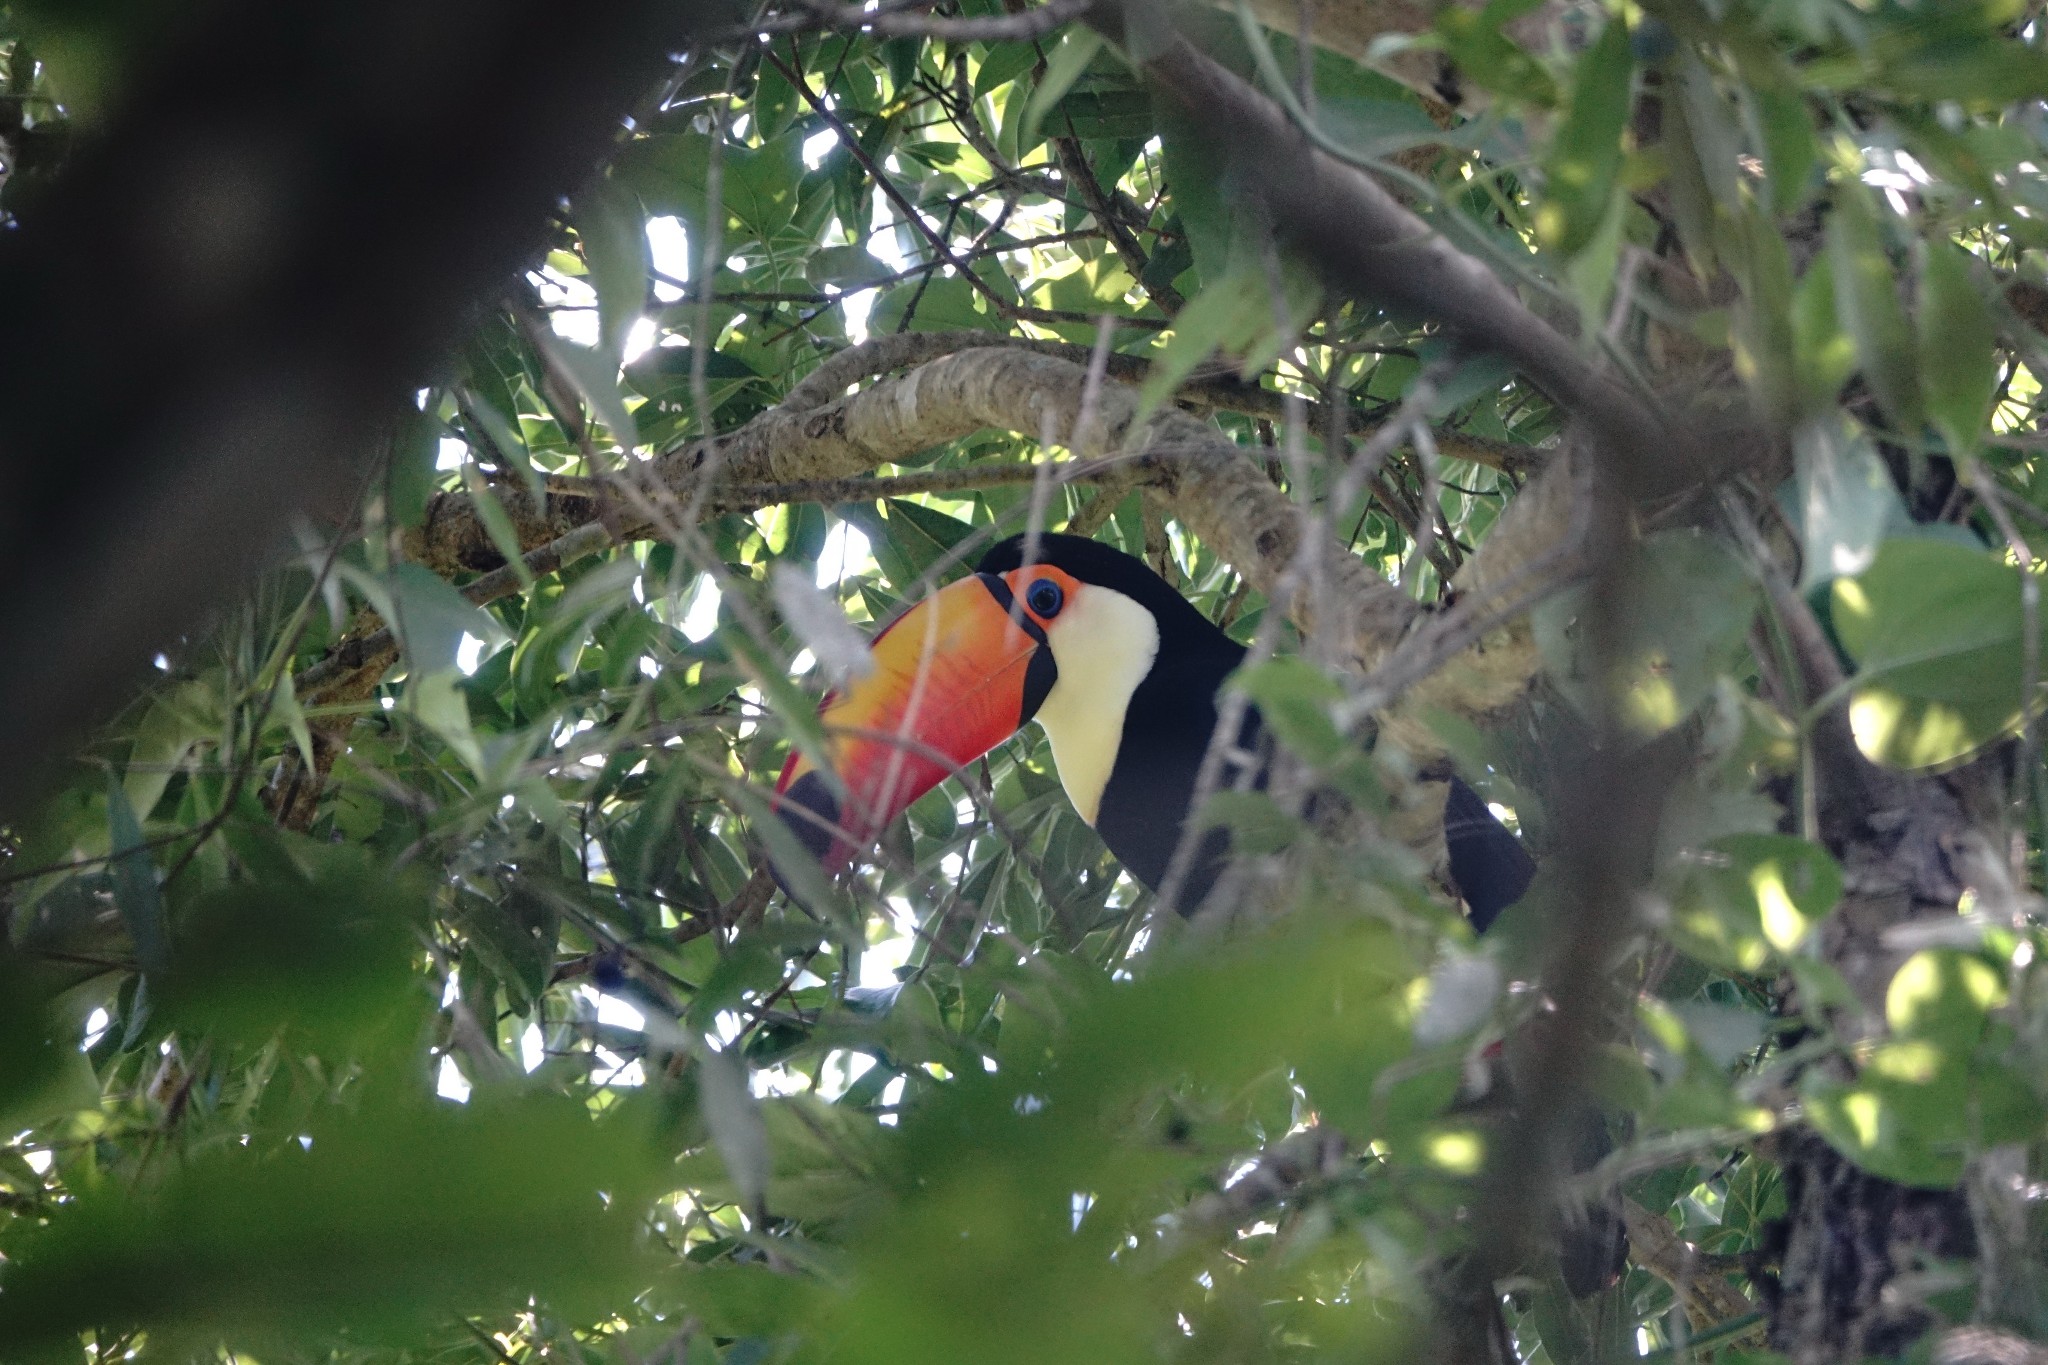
5,1,2048,1363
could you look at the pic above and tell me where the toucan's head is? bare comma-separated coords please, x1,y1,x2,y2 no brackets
773,532,1208,877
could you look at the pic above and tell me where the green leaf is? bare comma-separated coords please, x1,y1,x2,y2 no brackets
1827,184,1922,436
1730,204,1798,421
1917,241,1999,457
460,386,541,497
530,324,639,451
1156,112,1235,287
1581,531,1760,735
460,469,538,591
1536,15,1632,256
753,56,801,140
386,403,441,529
804,244,894,292
1434,0,1557,107
387,562,507,677
1020,29,1105,151
1199,789,1304,855
1230,656,1345,764
0,1094,666,1352
974,41,1041,98
896,272,1001,336
122,681,216,823
617,133,713,225
273,667,316,775
1804,1069,1965,1188
1831,536,2028,768
1886,949,2003,1049
1791,252,1856,412
158,859,421,1049
1744,74,1817,214
106,773,167,975
1794,420,1902,589
573,177,650,358
723,133,806,244
1670,834,1841,973
408,670,486,776
694,1041,771,1215
880,498,978,585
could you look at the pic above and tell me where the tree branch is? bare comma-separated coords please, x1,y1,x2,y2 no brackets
1089,1,1683,476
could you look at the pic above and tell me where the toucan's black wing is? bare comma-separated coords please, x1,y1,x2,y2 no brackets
1442,774,1537,934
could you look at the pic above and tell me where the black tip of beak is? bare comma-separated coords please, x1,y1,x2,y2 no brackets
772,771,843,903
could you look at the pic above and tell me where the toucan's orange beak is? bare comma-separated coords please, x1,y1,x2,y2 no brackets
774,572,1057,876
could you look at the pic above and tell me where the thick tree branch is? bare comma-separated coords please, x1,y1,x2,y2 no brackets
782,331,1539,472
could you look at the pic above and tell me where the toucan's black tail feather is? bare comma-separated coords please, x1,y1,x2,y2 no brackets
1442,775,1537,934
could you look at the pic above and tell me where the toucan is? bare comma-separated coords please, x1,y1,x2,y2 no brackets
773,531,1624,1293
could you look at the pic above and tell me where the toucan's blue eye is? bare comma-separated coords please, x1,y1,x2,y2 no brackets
1025,578,1064,618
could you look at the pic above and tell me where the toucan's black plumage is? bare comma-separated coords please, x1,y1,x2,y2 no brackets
976,533,1536,922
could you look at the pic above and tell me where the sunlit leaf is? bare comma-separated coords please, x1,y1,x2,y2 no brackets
1536,15,1632,256
1917,240,2000,458
1831,536,2028,768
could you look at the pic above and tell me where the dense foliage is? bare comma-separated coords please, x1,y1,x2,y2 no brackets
5,2,2048,1362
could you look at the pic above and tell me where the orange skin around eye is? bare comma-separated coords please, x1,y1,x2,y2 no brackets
773,566,1080,870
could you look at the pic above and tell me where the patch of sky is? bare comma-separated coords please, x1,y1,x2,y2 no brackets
816,1049,877,1102
535,266,602,349
802,127,838,170
623,316,658,365
594,1048,645,1088
436,1054,471,1103
456,632,485,675
868,187,911,271
710,1009,745,1049
681,574,722,642
879,1074,906,1125
648,215,688,300
814,519,874,590
751,1065,810,1098
861,898,920,988
584,987,647,1033
437,436,469,471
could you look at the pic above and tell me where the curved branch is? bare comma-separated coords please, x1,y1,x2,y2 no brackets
371,341,1579,745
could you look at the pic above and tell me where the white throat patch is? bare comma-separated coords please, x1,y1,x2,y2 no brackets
1031,585,1160,825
